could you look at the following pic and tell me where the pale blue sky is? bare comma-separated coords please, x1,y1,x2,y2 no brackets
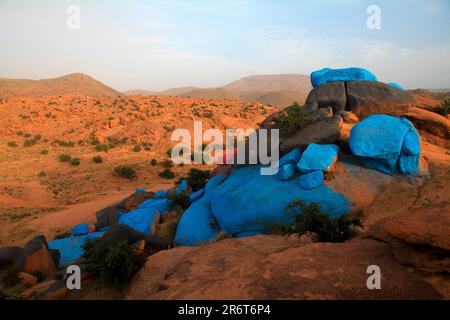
0,0,449,90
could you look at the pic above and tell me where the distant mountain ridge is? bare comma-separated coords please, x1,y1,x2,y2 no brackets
0,73,121,98
124,74,313,108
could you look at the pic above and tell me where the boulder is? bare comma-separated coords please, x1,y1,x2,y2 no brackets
153,189,166,199
308,106,333,122
71,223,89,236
0,246,22,268
15,236,56,276
174,175,227,246
276,164,295,181
138,198,170,215
279,148,302,166
311,67,378,88
347,81,414,118
349,115,420,174
118,207,161,236
121,191,155,212
280,115,343,153
127,236,442,300
189,188,204,203
18,272,38,287
388,82,404,90
297,143,339,172
210,165,349,236
95,205,122,231
176,180,188,194
298,171,324,190
305,82,347,111
402,107,450,140
101,224,145,245
338,110,359,124
48,232,104,267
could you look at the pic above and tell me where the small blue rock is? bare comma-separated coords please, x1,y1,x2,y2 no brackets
276,164,295,181
153,189,166,199
297,143,339,172
176,180,188,194
297,171,324,190
279,149,302,167
71,223,89,236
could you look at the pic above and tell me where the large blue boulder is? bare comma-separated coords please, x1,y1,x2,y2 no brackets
297,143,339,172
174,175,227,246
71,223,89,236
349,115,420,174
298,171,324,190
118,207,160,235
48,232,104,266
311,67,378,88
210,166,350,236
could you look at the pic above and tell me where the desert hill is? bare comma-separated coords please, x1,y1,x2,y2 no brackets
0,73,121,98
124,74,313,108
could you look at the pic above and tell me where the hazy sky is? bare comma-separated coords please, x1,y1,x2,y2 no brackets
1,0,449,91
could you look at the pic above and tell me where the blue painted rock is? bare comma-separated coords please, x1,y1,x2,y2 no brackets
297,143,339,172
176,180,188,194
387,82,404,90
174,175,227,246
279,149,302,166
349,115,420,174
276,164,295,181
138,198,170,215
311,67,378,88
48,232,104,266
153,189,166,199
118,207,160,235
298,171,324,190
210,166,349,236
71,223,89,237
189,188,205,203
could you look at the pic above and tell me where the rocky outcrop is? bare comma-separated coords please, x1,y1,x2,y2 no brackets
305,82,347,111
127,235,442,300
15,236,57,276
0,246,22,267
280,115,343,153
402,107,450,140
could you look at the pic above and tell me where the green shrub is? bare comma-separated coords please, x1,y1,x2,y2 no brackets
161,159,173,168
432,99,450,116
276,102,312,137
159,168,175,179
113,165,137,179
24,133,32,138
16,131,23,136
70,158,80,166
7,141,17,147
40,149,48,155
133,145,141,152
92,156,103,163
167,192,190,210
150,159,157,166
1,267,20,287
38,171,46,177
59,154,71,162
269,199,361,243
23,139,37,147
82,238,144,287
95,144,110,152
34,134,42,141
176,168,210,192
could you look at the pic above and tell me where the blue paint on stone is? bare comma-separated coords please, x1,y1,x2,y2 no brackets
311,67,378,88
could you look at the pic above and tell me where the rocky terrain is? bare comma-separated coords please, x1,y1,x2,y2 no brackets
0,69,449,300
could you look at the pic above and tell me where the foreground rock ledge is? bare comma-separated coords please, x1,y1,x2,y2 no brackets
126,235,442,300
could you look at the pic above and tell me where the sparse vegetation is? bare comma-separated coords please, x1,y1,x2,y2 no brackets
23,139,37,147
7,141,17,147
92,155,103,163
150,159,157,166
159,168,175,179
113,165,137,179
82,238,144,287
38,171,46,177
132,145,141,152
58,154,71,162
176,168,210,192
40,149,48,155
269,199,362,243
70,158,80,166
276,102,312,137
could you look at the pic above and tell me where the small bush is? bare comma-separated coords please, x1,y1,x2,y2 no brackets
269,199,362,243
159,168,175,179
40,149,48,155
23,139,37,147
150,159,157,166
176,168,210,192
95,144,110,152
24,133,32,138
167,192,190,210
38,171,46,177
34,134,42,141
59,154,71,162
70,158,80,166
16,131,23,136
276,102,312,137
113,165,137,179
7,141,17,147
82,238,144,287
92,156,103,163
161,159,173,168
132,145,141,152
1,267,20,287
